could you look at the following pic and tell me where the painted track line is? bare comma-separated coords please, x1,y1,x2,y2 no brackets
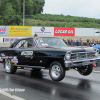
0,90,26,100
93,70,100,73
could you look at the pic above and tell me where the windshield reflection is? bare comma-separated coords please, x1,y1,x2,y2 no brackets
35,37,67,48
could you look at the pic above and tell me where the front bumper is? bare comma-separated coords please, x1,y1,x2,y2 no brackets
64,57,100,68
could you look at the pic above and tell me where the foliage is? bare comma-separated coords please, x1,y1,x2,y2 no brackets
20,0,45,15
0,0,45,25
24,14,100,28
0,0,22,25
0,0,100,28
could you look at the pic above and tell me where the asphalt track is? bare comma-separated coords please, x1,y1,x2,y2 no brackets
0,63,100,100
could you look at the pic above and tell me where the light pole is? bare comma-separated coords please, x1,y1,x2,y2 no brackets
23,0,25,26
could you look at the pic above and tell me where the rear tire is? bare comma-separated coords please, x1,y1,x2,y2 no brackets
77,64,93,75
4,59,17,74
49,61,65,82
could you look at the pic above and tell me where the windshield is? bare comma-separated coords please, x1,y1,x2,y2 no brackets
35,37,67,48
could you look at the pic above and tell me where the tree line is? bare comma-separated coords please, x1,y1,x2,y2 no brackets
0,0,100,28
32,14,100,24
25,14,100,28
0,0,45,25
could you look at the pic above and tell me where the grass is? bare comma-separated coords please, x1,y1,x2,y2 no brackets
24,18,100,28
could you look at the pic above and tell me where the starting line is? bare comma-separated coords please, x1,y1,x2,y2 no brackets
0,90,26,100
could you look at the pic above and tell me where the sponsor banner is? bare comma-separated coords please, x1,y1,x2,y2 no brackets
11,59,18,64
11,57,18,64
1,53,5,57
54,27,75,36
95,28,100,37
13,59,18,64
3,38,19,42
2,56,8,59
75,28,94,36
32,27,54,36
0,58,2,61
21,51,33,56
0,26,8,35
9,26,32,36
0,57,2,62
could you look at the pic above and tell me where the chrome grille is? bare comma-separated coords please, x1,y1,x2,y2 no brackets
87,52,95,58
70,52,95,60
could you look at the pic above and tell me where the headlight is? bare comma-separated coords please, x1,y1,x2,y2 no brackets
65,52,71,60
94,48,99,57
95,51,98,57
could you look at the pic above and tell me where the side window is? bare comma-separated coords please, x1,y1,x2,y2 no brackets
9,40,19,48
23,41,28,47
27,39,36,47
14,39,36,48
33,39,36,47
27,39,33,47
14,40,26,48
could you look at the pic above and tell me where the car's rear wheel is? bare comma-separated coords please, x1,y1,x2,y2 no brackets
49,61,65,81
4,59,17,74
77,64,93,75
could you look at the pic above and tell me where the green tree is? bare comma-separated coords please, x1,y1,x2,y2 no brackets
0,0,45,25
21,0,45,15
25,0,34,15
32,0,45,15
0,0,22,25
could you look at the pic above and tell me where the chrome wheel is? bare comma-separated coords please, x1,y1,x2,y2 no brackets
4,59,17,74
5,59,11,72
51,65,61,78
49,61,65,81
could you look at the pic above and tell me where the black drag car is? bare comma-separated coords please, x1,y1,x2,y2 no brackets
0,37,99,81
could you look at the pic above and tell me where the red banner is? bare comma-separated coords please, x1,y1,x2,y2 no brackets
54,27,75,36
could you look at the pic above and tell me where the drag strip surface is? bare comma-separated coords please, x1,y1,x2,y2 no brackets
0,63,100,100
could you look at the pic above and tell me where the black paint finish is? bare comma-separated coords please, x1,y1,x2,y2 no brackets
0,37,95,68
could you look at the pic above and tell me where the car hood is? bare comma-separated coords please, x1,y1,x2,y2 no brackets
40,46,94,53
60,46,94,53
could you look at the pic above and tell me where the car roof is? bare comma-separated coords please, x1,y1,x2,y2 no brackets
18,37,60,40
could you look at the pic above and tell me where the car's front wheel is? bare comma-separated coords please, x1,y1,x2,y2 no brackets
49,61,65,81
4,59,17,74
77,64,93,75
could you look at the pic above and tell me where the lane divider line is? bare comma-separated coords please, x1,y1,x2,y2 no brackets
0,90,26,100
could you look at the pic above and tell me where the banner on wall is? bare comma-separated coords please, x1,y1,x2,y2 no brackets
0,26,8,35
9,26,32,36
95,28,100,37
3,38,19,42
54,27,75,36
32,26,54,36
75,28,94,36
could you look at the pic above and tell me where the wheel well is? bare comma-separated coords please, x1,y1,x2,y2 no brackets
45,58,65,69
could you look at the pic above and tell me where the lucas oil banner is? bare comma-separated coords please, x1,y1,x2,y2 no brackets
9,26,32,36
54,27,75,36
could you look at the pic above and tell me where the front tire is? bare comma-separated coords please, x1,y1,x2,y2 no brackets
4,59,17,74
49,61,65,82
77,64,93,75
